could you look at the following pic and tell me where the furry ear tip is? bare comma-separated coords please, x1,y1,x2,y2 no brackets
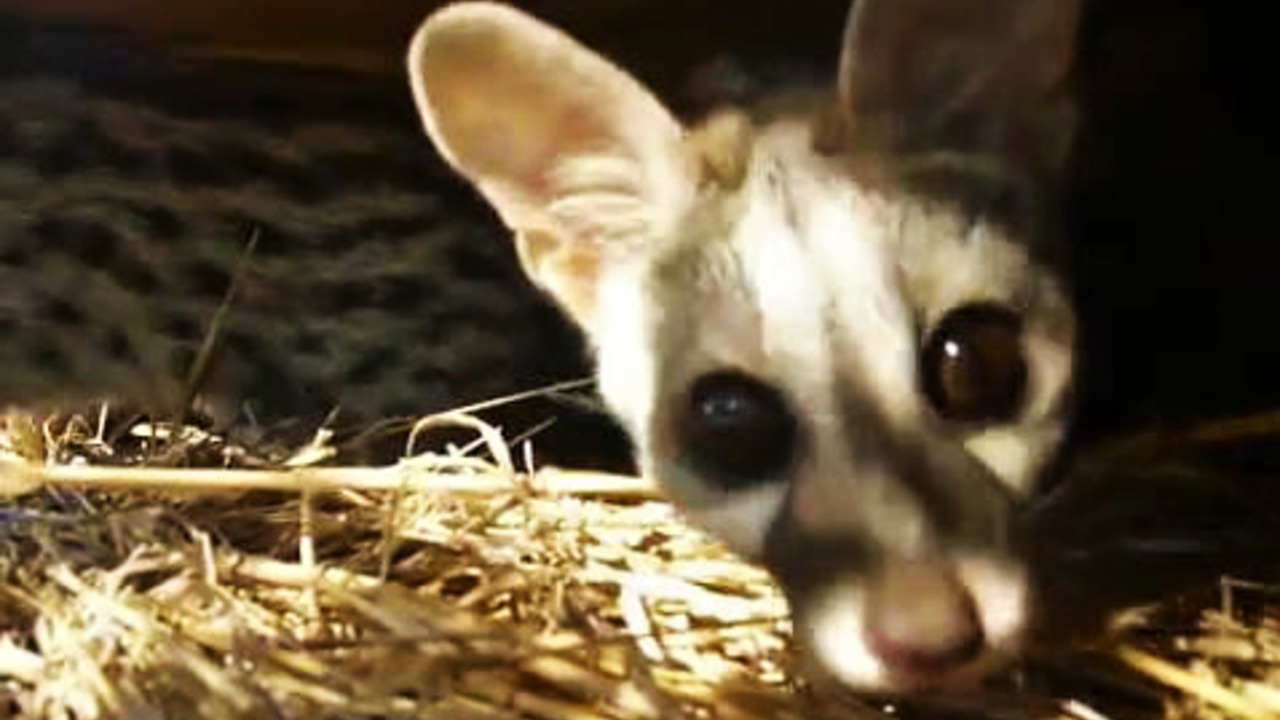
414,1,523,35
408,2,521,139
408,2,529,71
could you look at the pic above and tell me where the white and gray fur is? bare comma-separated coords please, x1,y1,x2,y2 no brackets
407,0,1081,694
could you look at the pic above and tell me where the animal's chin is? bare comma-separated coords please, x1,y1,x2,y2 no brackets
794,615,1022,697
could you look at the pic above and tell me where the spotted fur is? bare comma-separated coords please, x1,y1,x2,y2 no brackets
0,17,627,464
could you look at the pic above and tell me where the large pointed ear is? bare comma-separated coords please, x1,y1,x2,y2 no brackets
834,0,1083,177
407,2,693,334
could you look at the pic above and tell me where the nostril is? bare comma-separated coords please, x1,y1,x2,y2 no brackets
864,561,985,676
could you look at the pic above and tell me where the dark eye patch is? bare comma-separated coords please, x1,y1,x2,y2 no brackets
677,370,798,489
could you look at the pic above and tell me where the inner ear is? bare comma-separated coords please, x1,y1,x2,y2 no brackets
407,2,694,336
408,2,690,219
834,0,1082,173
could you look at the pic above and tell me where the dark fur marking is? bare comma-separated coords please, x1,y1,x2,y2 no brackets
158,310,202,342
317,279,374,314
124,201,186,243
167,345,196,376
110,253,163,294
833,372,961,534
312,211,440,253
35,216,119,266
103,327,135,362
40,296,86,327
899,157,1031,236
290,328,328,356
27,336,71,375
164,144,240,187
178,257,234,298
0,244,32,267
207,138,329,204
346,345,402,385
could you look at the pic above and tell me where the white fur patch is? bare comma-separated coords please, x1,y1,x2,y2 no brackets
955,553,1028,653
683,481,790,558
964,429,1034,488
595,261,656,439
735,133,832,397
805,580,884,689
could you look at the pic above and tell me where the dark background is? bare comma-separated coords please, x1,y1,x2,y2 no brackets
0,0,1275,467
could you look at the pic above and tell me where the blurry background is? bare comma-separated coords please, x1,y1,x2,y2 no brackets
0,0,846,80
0,0,1273,464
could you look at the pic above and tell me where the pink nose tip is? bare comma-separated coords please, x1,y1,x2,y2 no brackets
864,561,984,677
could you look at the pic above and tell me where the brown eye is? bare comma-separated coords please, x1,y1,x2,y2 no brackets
920,303,1027,423
678,370,797,488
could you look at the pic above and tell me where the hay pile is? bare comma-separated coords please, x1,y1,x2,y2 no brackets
0,404,1276,720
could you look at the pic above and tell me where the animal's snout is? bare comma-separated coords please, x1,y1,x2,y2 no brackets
782,548,1028,694
862,561,984,676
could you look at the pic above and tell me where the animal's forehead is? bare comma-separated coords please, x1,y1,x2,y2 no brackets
647,131,899,406
658,119,1035,300
645,117,1040,398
